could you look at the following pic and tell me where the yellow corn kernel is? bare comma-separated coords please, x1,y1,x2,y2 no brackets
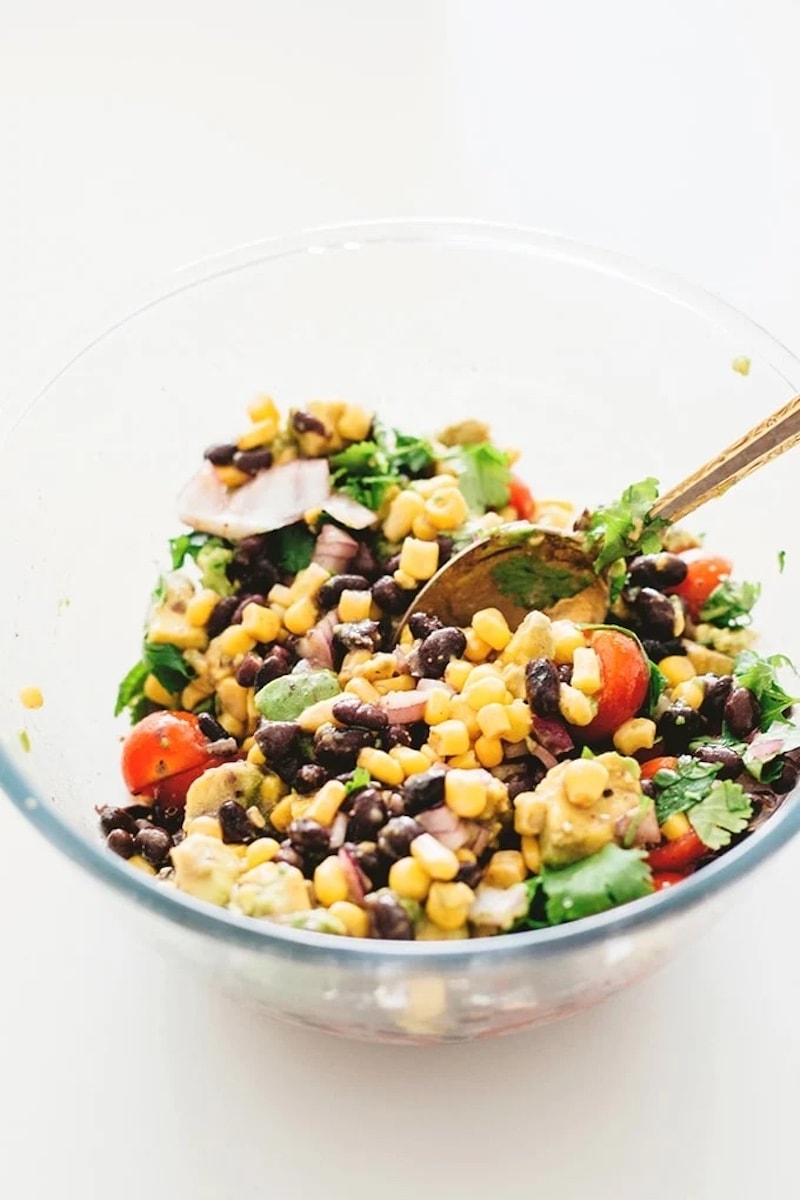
244,838,280,870
259,773,286,808
424,487,469,532
514,791,549,836
444,768,489,818
215,624,257,659
217,711,246,739
246,805,266,829
186,815,223,839
305,780,348,826
487,776,510,815
372,676,416,695
484,850,526,889
446,697,481,739
428,719,471,758
128,854,157,876
290,797,311,820
671,597,686,637
247,742,266,766
399,537,440,582
344,676,382,704
658,655,696,687
571,647,602,695
393,568,418,591
464,663,503,684
563,758,610,807
613,717,658,756
240,602,281,644
471,608,512,653
284,597,318,636
383,490,427,542
505,699,533,743
216,676,250,724
411,512,440,541
444,659,472,692
474,735,504,769
425,881,475,931
559,682,597,727
337,589,372,623
181,678,215,710
147,610,209,652
296,698,340,733
357,747,404,787
447,750,480,770
186,588,221,628
313,856,350,907
661,811,691,840
237,417,279,450
328,900,370,938
389,746,432,777
463,628,492,663
410,833,460,881
336,403,373,442
269,795,294,832
412,472,459,498
424,687,452,725
475,702,512,740
671,680,705,711
247,394,279,423
551,620,587,665
419,742,440,764
463,675,510,711
389,856,431,901
338,649,372,683
288,563,330,603
268,583,293,607
215,464,251,488
521,835,542,874
143,674,177,708
246,691,260,725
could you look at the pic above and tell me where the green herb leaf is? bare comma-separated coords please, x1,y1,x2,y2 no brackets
652,755,722,824
446,442,512,514
539,843,654,924
345,765,372,795
490,558,592,611
143,642,195,692
170,531,235,595
647,660,667,716
169,531,212,569
584,478,669,574
114,659,150,717
733,650,800,730
329,424,436,513
687,780,753,850
778,550,787,574
271,523,317,574
700,578,761,628
742,720,800,781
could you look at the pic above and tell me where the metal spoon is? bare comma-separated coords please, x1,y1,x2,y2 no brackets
402,390,800,631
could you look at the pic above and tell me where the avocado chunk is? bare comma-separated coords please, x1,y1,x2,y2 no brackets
254,668,341,721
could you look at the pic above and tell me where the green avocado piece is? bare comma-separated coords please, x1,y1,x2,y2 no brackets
254,668,341,721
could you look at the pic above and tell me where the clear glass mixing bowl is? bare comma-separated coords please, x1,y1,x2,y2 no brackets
2,219,800,1042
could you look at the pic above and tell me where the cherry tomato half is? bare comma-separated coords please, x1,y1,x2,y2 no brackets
640,755,678,780
121,710,210,798
652,871,690,891
581,629,650,742
140,757,230,807
670,550,733,621
647,829,707,872
508,475,536,521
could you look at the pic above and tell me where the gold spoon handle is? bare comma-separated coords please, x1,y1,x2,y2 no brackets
652,391,800,524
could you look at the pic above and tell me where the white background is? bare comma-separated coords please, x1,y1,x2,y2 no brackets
2,3,800,1197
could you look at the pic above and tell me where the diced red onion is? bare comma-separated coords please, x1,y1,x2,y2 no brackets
311,522,359,573
296,612,337,669
532,717,574,756
324,492,379,530
379,690,428,724
530,744,558,772
470,826,492,857
337,846,368,904
416,806,470,850
616,802,660,847
415,677,454,695
329,811,349,849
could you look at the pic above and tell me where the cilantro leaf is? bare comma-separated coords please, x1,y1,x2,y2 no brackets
733,650,800,729
539,843,654,924
699,578,760,628
143,642,195,692
382,427,436,476
114,659,149,717
652,755,722,824
687,779,753,850
345,765,372,795
330,424,436,513
446,442,512,514
490,558,592,611
170,531,235,596
271,523,316,574
647,660,667,716
742,720,800,781
169,531,212,569
778,550,787,574
583,478,669,573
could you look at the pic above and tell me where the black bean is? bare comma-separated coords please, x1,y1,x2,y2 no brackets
418,627,467,678
134,817,154,832
525,658,561,718
503,760,546,798
402,767,446,814
345,841,387,888
287,818,330,853
693,744,744,780
134,826,172,866
332,696,388,731
659,702,706,753
245,557,279,594
455,861,482,889
773,760,800,795
317,574,371,611
408,612,444,640
235,652,263,688
698,674,733,725
106,828,136,859
97,805,138,837
313,724,374,769
634,588,677,640
197,711,229,742
372,575,408,615
350,541,382,582
640,778,656,799
377,815,424,860
365,889,415,939
151,803,185,835
333,620,382,652
628,553,688,590
255,647,293,689
436,536,454,565
203,441,238,466
271,755,303,786
206,594,240,638
724,687,761,739
346,789,388,841
231,593,267,625
294,763,329,794
642,637,685,663
557,663,573,685
233,447,273,474
218,800,261,845
274,841,304,870
292,410,327,436
382,724,413,750
383,553,401,574
254,720,301,761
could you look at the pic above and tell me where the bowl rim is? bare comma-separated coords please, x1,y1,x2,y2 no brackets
3,216,800,962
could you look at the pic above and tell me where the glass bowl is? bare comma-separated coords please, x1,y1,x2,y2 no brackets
2,219,800,1043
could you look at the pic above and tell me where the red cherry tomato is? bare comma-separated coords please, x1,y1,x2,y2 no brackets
508,475,536,521
652,871,690,891
670,550,733,621
647,829,707,871
140,757,230,807
121,711,210,798
640,755,678,780
580,630,650,742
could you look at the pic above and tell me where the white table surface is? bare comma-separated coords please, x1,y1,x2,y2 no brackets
2,3,800,1197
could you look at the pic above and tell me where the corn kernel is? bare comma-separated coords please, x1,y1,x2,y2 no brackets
127,854,157,876
571,647,602,695
613,717,658,756
425,881,475,930
484,850,526,888
456,848,477,864
563,758,610,807
658,655,696,686
245,805,266,829
296,698,340,733
288,562,330,603
335,403,372,442
259,772,285,808
338,589,372,623
186,815,223,838
216,676,250,724
344,676,382,704
471,607,512,652
505,699,533,742
446,697,481,738
559,682,597,726
241,602,281,643
463,675,510,710
424,687,452,725
389,856,431,901
393,568,418,591
313,856,350,906
464,663,503,684
475,702,512,740
237,417,279,450
372,676,416,695
463,628,492,663
269,795,294,832
399,537,440,582
447,750,480,770
181,679,215,710
411,512,439,541
143,674,176,708
328,900,370,938
247,742,266,766
419,742,440,764
244,838,280,870
268,583,293,607
551,620,586,664
474,734,504,768
215,464,251,488
284,596,318,636
357,747,404,786
410,833,460,881
661,811,691,840
444,768,489,818
217,711,245,738
428,719,470,758
424,487,469,531
247,394,279,423
412,472,459,498
305,780,347,826
215,625,257,658
521,835,542,874
186,588,221,627
383,490,426,542
389,746,432,777
514,791,548,836
147,611,209,651
444,659,473,692
671,680,705,711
